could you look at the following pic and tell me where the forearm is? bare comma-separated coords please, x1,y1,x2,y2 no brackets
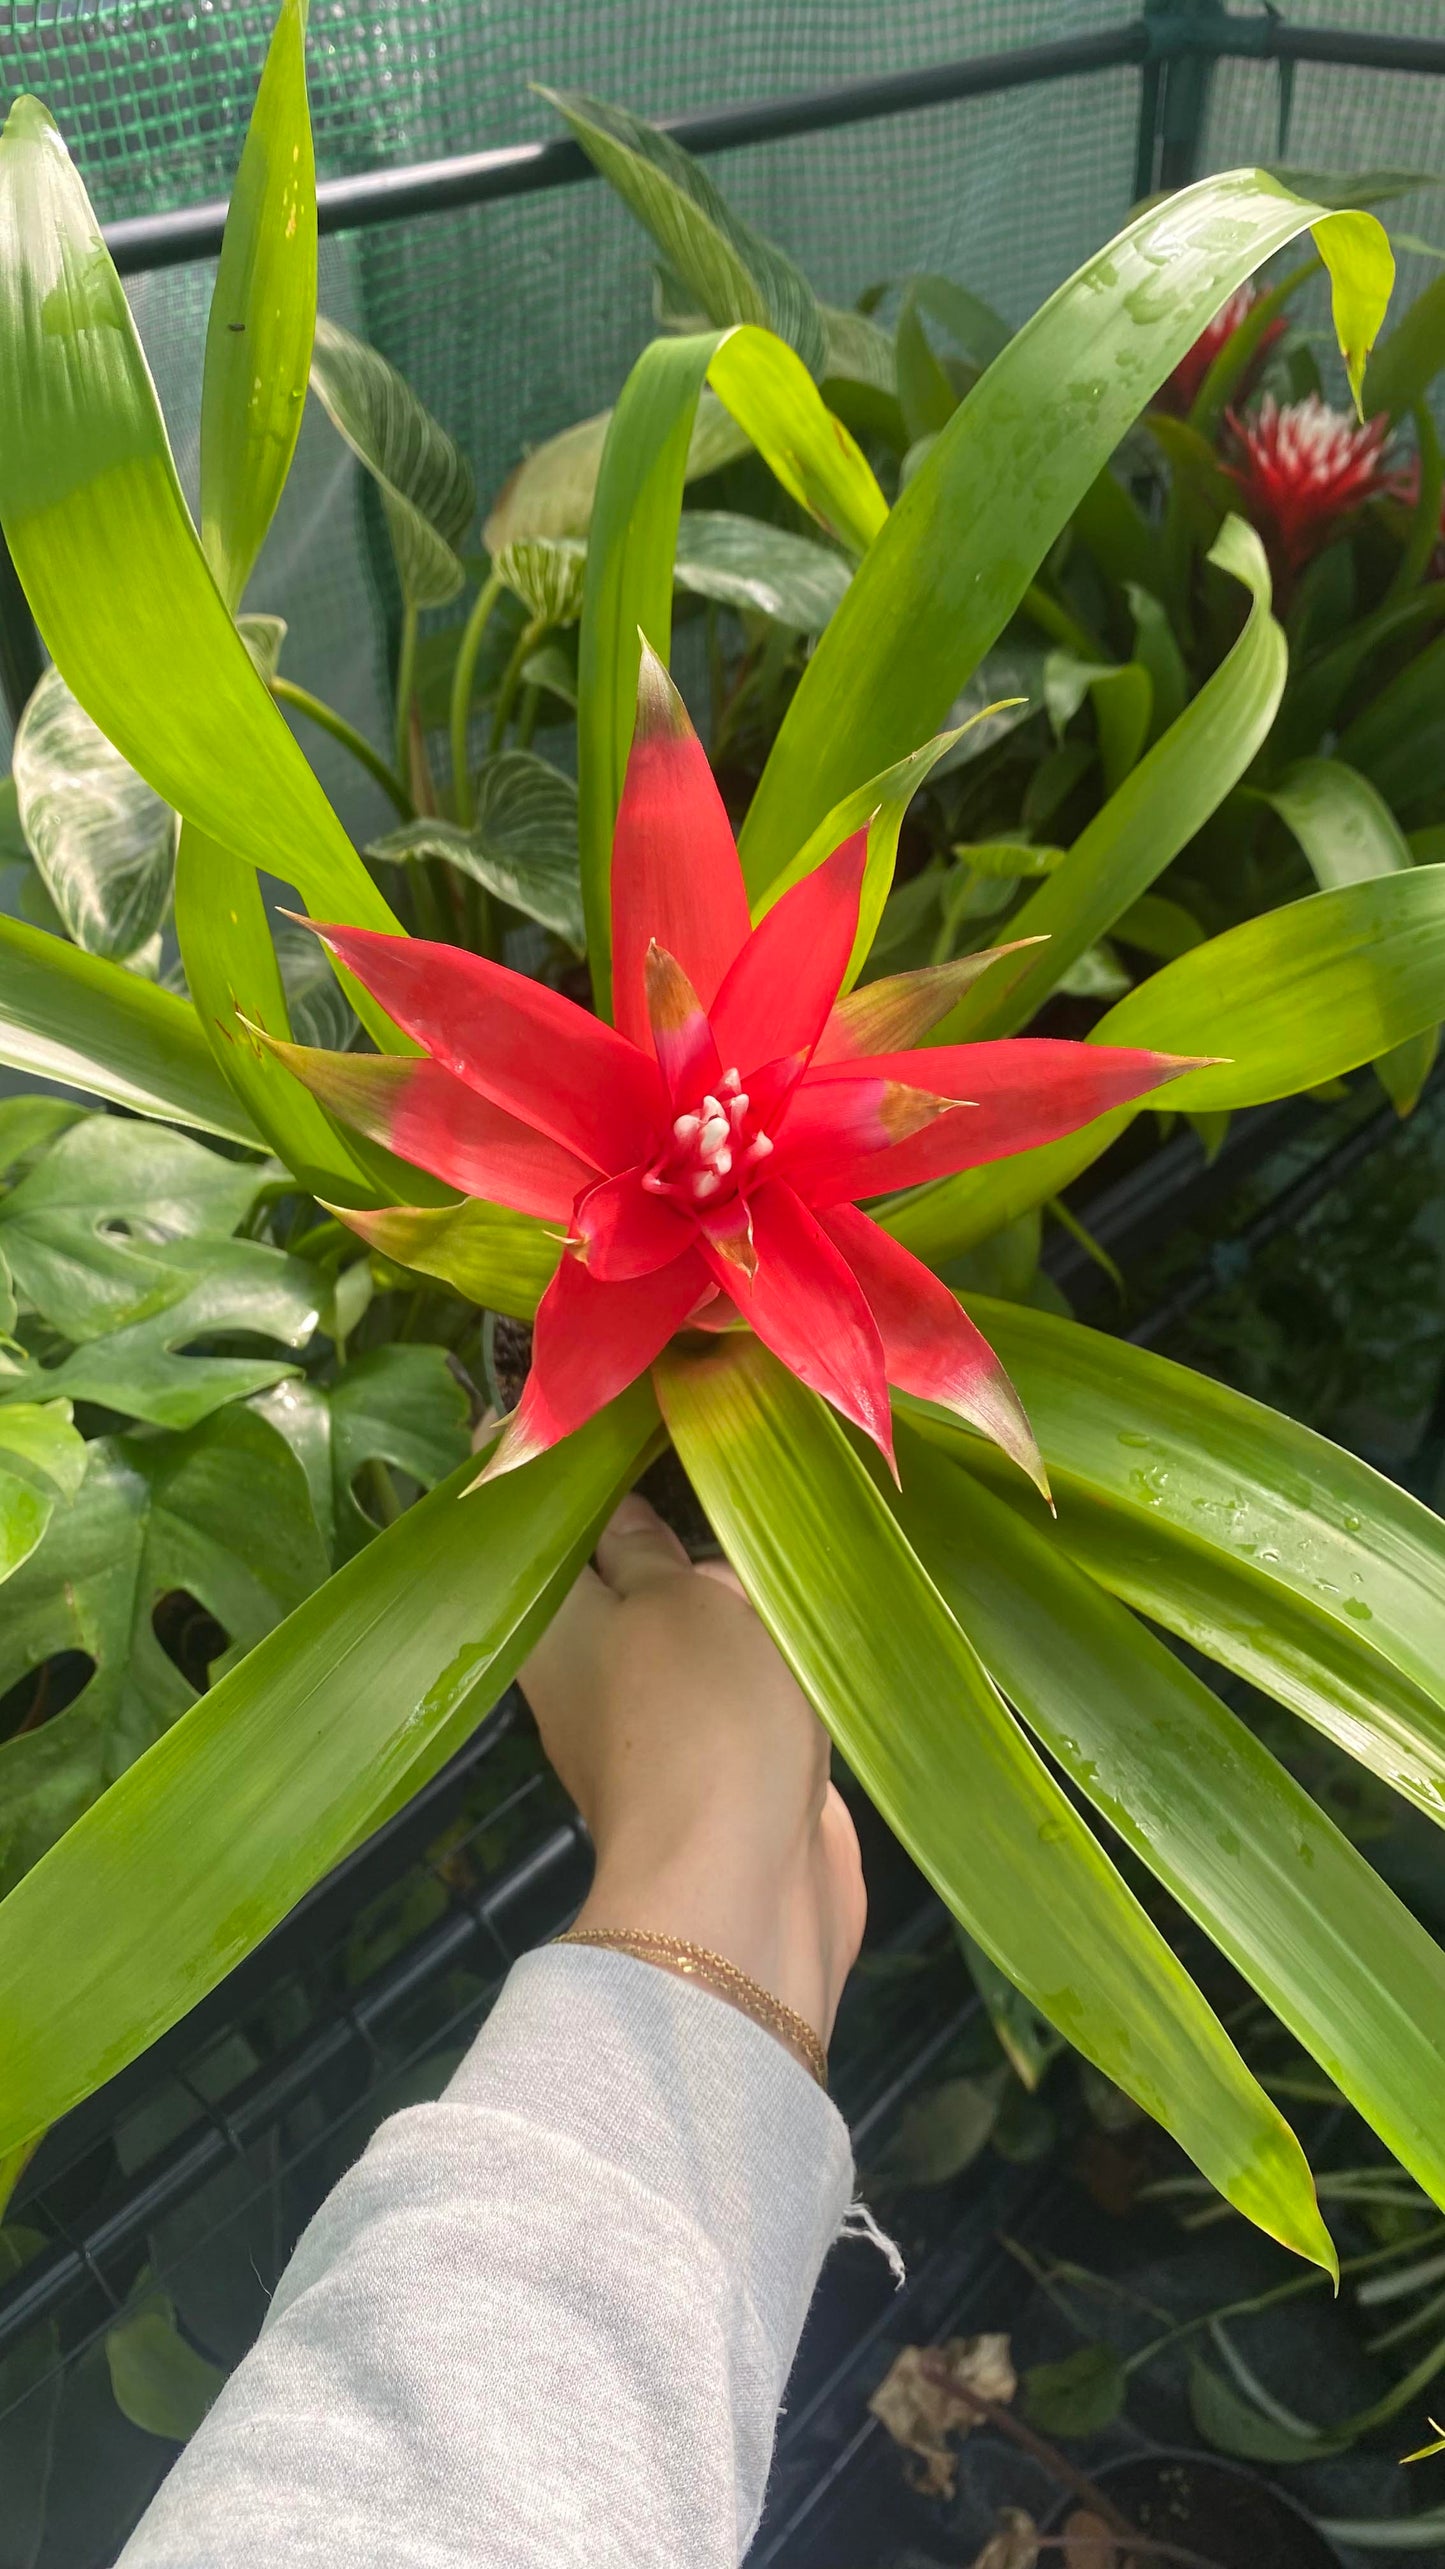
118,1946,853,2569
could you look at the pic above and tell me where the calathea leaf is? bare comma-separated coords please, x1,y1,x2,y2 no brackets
12,665,176,963
539,86,827,378
673,510,851,631
0,1405,327,1892
309,316,475,608
0,1115,276,1342
236,612,287,687
370,751,584,949
256,1342,470,1563
493,535,588,627
0,1398,86,1586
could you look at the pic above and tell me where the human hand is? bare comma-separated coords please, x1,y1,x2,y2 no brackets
519,1494,866,2051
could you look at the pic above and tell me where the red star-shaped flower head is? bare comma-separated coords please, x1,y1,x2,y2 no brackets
1225,393,1400,576
278,646,1198,1490
1157,282,1285,418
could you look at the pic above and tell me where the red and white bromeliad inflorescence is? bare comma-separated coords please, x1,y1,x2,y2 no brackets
1158,281,1286,418
269,646,1201,1490
1224,392,1402,577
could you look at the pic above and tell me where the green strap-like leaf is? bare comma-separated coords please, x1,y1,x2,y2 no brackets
1341,626,1445,822
199,0,316,609
329,1196,559,1322
887,866,1445,1264
755,726,977,988
172,824,389,1200
909,1297,1445,1822
309,314,475,609
0,1381,658,2152
1261,755,1438,1111
576,323,887,1005
656,1335,1332,2268
893,1424,1445,2214
0,914,262,1143
12,663,176,963
736,173,1392,898
0,97,400,939
942,519,1283,1041
1274,585,1445,765
1363,269,1445,417
539,86,826,378
1265,753,1415,888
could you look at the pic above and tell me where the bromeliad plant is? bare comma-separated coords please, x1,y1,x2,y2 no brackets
8,4,1445,2286
264,645,1187,1489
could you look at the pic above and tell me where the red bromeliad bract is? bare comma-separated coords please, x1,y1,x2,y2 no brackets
1225,393,1400,576
277,648,1198,1489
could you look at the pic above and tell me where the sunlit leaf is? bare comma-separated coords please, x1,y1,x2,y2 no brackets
330,1195,559,1322
0,99,400,935
657,1334,1332,2266
198,0,315,609
0,915,261,1142
0,1381,658,2151
13,664,176,962
577,322,887,999
895,1422,1445,2216
941,518,1282,1040
889,867,1445,1262
737,174,1392,897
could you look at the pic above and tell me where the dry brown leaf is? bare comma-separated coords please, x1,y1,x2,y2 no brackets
868,2332,1017,2499
970,2507,1040,2569
1062,2508,1120,2566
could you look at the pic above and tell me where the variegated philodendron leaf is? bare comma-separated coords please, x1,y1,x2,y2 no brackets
309,315,475,608
12,665,176,964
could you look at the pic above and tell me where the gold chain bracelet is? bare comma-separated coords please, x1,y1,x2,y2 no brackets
554,1927,828,2088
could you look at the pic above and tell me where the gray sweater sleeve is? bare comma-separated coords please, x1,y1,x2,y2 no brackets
118,1944,855,2568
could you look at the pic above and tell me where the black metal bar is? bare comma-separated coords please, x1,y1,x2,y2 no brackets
95,14,1445,284
0,522,42,730
102,27,1150,275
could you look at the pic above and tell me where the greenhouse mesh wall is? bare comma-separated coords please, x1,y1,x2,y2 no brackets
2,0,1445,808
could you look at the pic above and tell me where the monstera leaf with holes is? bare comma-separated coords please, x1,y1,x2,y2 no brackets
8,3,1445,2298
